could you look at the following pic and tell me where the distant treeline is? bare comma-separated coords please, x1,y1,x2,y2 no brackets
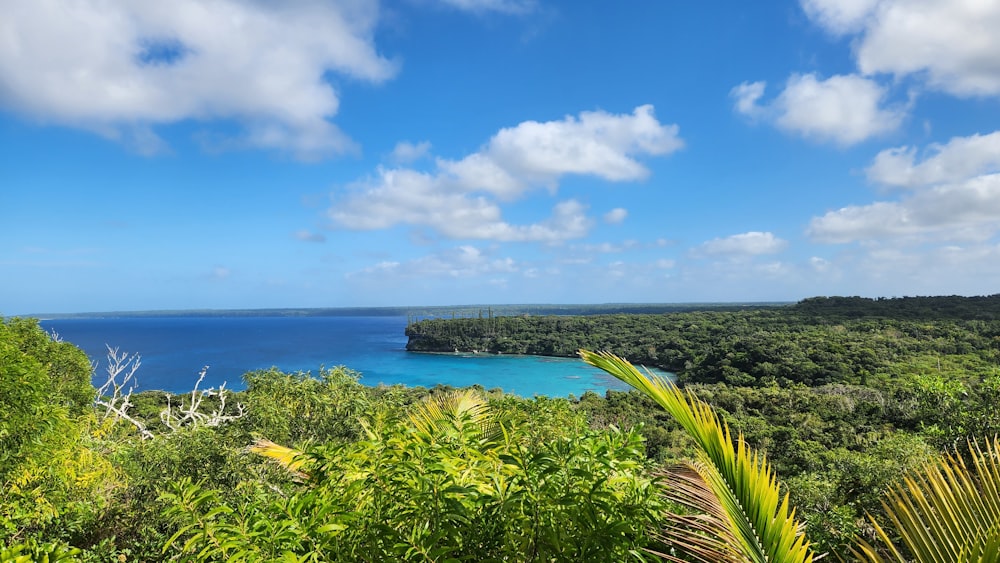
794,294,1000,320
405,294,1000,387
34,301,789,320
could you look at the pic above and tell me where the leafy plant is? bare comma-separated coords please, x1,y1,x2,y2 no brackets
853,436,1000,562
166,389,662,561
580,349,815,563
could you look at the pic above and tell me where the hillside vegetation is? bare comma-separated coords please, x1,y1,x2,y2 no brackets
3,295,1000,560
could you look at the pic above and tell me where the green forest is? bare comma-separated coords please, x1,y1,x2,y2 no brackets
4,295,1000,560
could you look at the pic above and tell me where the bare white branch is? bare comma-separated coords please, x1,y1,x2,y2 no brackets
161,366,246,431
94,349,246,438
94,345,153,440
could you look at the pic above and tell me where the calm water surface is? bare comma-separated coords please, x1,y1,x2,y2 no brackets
41,316,634,397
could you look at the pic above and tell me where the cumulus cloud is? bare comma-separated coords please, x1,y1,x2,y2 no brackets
696,232,788,257
0,0,396,158
802,0,1000,97
603,208,628,224
330,105,682,241
331,167,594,242
800,0,879,35
809,173,1000,243
810,131,1000,244
437,104,683,199
867,132,1000,189
732,74,905,145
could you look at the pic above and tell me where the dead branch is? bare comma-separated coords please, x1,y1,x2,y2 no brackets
161,366,246,431
94,345,154,440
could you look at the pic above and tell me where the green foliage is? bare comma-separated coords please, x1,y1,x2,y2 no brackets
581,350,814,563
6,298,1000,560
238,366,369,446
407,295,1000,389
0,318,117,550
2,318,93,414
0,538,80,562
854,437,1000,562
164,390,662,561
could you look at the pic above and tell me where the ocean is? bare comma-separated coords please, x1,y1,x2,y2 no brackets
40,315,633,397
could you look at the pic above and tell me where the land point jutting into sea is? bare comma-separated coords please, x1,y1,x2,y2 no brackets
6,294,1000,560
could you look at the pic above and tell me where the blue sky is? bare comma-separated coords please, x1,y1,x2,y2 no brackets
3,0,1000,315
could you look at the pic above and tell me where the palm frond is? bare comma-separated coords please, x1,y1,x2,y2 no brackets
407,389,502,445
580,349,814,563
250,438,309,480
853,436,1000,562
652,461,746,563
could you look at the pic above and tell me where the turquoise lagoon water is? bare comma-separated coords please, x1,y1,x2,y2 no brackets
40,315,636,397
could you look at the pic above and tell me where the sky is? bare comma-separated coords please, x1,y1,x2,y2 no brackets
3,0,1000,315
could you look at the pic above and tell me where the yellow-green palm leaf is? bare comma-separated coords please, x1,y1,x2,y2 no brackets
407,389,498,443
580,350,814,563
250,438,309,480
853,437,1000,563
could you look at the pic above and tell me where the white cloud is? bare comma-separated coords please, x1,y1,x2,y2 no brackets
483,105,682,183
331,167,593,242
808,201,911,243
604,208,628,224
696,232,789,256
811,131,1000,245
348,245,518,280
803,0,1000,97
809,256,832,273
438,104,683,199
730,81,766,118
330,106,681,241
734,74,905,145
800,0,879,35
0,0,396,158
809,173,1000,243
826,243,1000,297
867,132,1000,189
390,141,433,164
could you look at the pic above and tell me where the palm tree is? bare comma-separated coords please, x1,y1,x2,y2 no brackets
852,436,1000,562
580,350,815,563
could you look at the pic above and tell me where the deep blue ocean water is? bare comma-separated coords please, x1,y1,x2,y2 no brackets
40,316,636,397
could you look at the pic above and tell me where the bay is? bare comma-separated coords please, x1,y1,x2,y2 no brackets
40,315,633,397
